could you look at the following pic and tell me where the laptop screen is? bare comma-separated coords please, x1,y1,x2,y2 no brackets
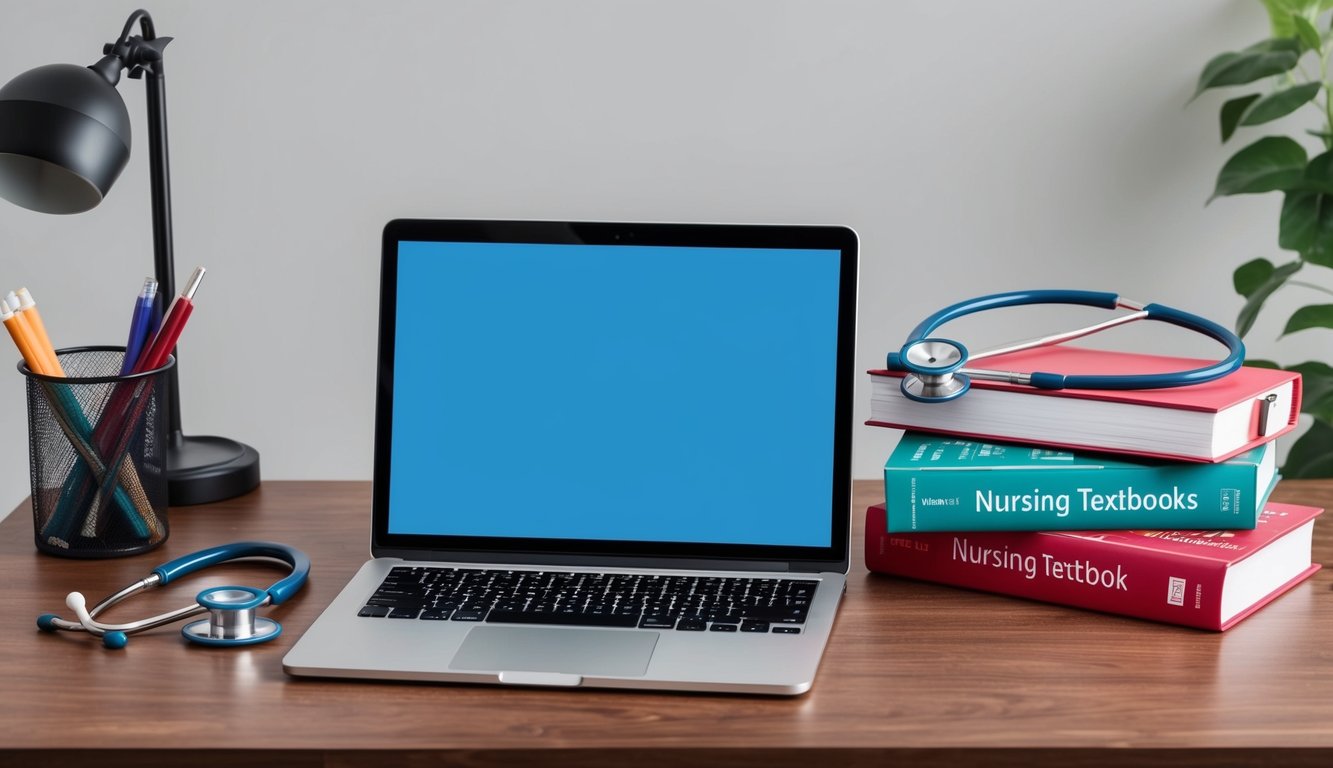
373,221,856,566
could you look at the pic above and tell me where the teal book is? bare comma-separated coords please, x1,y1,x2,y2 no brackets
883,432,1277,533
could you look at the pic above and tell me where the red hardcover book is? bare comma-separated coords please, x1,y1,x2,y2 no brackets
864,502,1321,630
867,346,1301,463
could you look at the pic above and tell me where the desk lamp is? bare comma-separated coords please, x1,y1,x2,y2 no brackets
0,8,260,505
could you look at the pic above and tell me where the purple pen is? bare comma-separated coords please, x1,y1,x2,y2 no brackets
119,277,158,376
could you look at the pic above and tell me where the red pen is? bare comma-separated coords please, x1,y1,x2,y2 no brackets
134,266,205,374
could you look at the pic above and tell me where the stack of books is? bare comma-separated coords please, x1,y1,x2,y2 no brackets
863,345,1322,630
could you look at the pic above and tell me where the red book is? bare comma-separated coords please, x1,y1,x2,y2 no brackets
864,501,1321,631
868,346,1301,463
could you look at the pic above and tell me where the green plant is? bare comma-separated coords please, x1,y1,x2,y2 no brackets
1193,0,1333,477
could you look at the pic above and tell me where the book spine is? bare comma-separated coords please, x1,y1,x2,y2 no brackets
864,505,1228,630
883,460,1261,532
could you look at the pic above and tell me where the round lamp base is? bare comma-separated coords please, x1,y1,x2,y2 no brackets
166,432,261,506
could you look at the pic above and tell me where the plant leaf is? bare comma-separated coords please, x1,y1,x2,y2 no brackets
1193,45,1301,99
1280,190,1320,250
1260,2,1322,38
1294,14,1324,50
1281,189,1333,264
1239,82,1322,125
1244,36,1305,55
1288,361,1333,419
1281,303,1333,334
1234,258,1276,296
1302,149,1333,193
1222,94,1262,141
1309,390,1333,423
1234,258,1302,336
1262,1,1302,37
1211,136,1309,200
1280,418,1333,477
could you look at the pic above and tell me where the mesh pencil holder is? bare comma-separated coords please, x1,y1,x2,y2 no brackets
20,346,173,558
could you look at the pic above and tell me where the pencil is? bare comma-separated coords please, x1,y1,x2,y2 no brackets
14,288,64,376
1,299,48,374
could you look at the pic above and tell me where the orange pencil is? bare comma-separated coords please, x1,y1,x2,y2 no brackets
1,298,49,375
14,287,64,376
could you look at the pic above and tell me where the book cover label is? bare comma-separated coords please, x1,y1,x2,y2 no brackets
884,433,1274,532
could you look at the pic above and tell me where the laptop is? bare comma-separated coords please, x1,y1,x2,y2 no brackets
283,219,858,695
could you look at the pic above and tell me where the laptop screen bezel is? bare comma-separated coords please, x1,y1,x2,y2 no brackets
371,219,857,573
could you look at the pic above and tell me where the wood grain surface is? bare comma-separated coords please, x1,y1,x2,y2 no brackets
1,479,1331,767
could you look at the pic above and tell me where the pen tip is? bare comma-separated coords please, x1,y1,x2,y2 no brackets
182,266,206,300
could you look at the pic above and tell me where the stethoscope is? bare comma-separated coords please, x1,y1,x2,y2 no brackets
37,541,310,649
887,290,1245,403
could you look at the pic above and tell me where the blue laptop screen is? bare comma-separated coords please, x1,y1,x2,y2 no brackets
386,240,842,547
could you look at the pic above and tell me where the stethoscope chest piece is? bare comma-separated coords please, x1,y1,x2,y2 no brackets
180,585,282,647
898,338,970,403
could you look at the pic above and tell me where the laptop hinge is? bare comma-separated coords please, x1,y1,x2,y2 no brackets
370,547,821,573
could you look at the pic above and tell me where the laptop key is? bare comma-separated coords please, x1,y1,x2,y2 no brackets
450,609,487,622
639,615,676,629
709,623,739,632
740,620,770,633
387,607,420,619
676,618,707,631
486,609,640,628
358,605,391,618
419,608,454,620
772,625,801,634
739,606,809,624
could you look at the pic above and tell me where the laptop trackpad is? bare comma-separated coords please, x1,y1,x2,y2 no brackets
450,626,659,677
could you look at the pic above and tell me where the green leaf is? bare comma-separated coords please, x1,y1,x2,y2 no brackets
1280,418,1333,478
1234,258,1276,296
1307,129,1333,141
1309,390,1333,423
1261,1,1321,38
1302,149,1333,193
1281,303,1333,334
1222,94,1262,141
1234,258,1302,336
1239,82,1322,125
1294,14,1324,50
1280,188,1333,264
1280,190,1321,250
1289,361,1333,419
1193,45,1301,99
1211,137,1308,201
1245,37,1305,55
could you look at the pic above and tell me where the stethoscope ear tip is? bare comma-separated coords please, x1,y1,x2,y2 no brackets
102,631,129,649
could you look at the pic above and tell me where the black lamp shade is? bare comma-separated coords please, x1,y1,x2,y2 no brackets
0,63,131,214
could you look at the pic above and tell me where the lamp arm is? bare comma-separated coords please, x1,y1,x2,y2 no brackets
115,9,156,48
141,15,182,439
92,8,183,437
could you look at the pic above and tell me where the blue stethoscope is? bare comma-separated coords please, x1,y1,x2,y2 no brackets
887,290,1245,403
37,541,310,649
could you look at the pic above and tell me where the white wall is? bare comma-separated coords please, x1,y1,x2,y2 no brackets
0,0,1324,518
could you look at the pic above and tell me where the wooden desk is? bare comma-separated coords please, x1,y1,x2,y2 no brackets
2,480,1331,767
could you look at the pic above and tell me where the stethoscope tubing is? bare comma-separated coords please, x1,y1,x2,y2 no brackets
891,290,1245,395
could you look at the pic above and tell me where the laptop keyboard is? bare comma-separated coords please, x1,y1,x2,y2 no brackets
357,566,817,634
